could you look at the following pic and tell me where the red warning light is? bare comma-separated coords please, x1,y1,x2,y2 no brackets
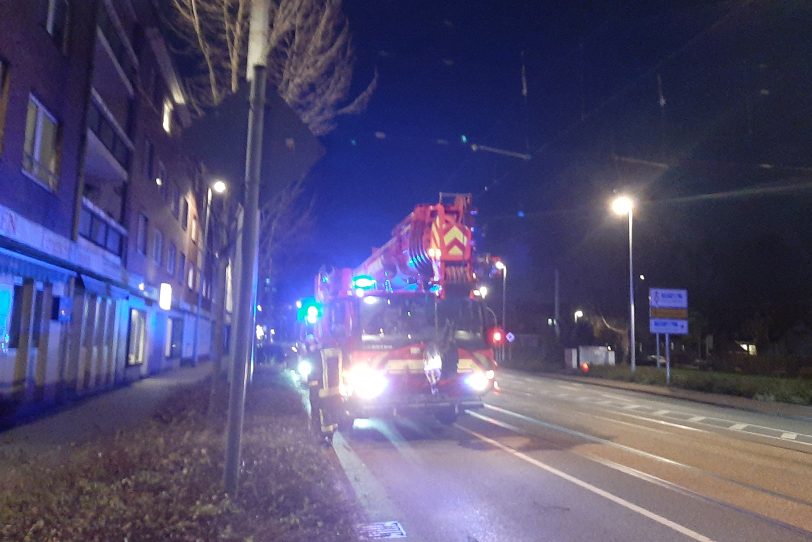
580,362,590,373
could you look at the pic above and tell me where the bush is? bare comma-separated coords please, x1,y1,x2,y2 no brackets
0,369,361,541
579,365,812,405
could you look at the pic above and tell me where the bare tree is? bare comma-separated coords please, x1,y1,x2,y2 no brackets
258,175,314,277
168,0,376,135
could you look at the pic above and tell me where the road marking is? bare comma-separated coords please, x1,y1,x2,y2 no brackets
781,432,798,440
614,411,706,432
622,404,642,410
456,424,715,542
474,408,812,510
729,423,748,431
653,409,670,416
689,416,706,422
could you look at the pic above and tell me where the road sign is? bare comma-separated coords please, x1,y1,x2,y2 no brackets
506,332,515,343
650,288,687,309
649,288,688,335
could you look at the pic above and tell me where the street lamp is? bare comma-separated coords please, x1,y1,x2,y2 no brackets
192,180,227,366
479,285,489,298
611,194,636,373
574,309,584,322
494,260,507,362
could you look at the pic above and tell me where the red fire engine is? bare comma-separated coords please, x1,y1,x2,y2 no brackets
299,193,500,438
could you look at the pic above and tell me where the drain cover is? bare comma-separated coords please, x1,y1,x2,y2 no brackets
358,521,407,539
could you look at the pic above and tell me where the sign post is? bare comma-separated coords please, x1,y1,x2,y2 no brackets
649,288,688,385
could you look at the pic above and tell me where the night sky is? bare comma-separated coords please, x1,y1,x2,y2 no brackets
277,1,812,338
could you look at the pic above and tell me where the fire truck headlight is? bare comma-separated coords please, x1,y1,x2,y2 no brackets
347,364,388,400
297,360,313,380
466,371,492,393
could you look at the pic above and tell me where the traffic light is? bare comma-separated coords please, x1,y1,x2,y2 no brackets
297,297,322,324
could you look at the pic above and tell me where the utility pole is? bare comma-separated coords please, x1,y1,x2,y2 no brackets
224,0,269,497
554,268,560,338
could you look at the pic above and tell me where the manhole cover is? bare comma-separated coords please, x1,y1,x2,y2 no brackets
358,521,407,539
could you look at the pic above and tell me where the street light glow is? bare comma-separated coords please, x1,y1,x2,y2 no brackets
494,260,506,271
212,180,227,194
611,195,634,216
479,285,489,298
574,309,584,321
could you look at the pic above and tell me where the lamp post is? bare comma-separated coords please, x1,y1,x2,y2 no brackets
494,260,507,362
192,180,227,366
611,194,636,373
574,309,584,323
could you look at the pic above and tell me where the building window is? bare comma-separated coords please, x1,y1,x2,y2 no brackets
126,308,146,366
171,182,180,218
186,265,194,290
45,0,69,52
79,203,122,256
162,99,173,134
153,229,163,265
167,242,176,274
190,216,198,244
23,95,60,189
181,198,188,230
178,253,185,283
158,161,167,200
86,100,130,170
164,317,183,358
144,139,155,182
136,213,148,254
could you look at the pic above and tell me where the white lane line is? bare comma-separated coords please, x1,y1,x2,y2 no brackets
653,409,670,416
557,384,582,391
729,423,748,431
456,424,714,542
689,416,706,422
781,433,798,440
614,411,707,433
597,400,614,405
622,404,642,410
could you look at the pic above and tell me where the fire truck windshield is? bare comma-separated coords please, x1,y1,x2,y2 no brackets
358,295,486,347
359,295,435,344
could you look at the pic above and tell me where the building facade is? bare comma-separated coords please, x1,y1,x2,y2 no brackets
0,0,219,409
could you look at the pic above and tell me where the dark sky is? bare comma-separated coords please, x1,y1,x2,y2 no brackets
278,1,812,336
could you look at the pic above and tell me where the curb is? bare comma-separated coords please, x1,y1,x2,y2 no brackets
517,370,812,421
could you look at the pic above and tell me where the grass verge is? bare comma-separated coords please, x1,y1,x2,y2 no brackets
0,367,361,541
583,365,812,405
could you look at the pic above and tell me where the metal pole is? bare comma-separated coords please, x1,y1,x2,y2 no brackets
192,188,213,366
655,332,660,368
224,63,266,496
665,333,671,385
554,268,560,338
628,210,636,373
501,266,507,363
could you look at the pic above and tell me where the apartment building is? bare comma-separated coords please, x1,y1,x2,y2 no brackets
0,0,216,409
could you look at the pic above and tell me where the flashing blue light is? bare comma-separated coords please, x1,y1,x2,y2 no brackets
429,284,442,294
352,275,376,289
517,210,526,218
461,134,468,144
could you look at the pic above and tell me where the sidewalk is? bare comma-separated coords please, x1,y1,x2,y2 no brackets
532,370,812,420
0,362,212,460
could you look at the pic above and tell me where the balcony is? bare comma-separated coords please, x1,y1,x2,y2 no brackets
78,198,126,257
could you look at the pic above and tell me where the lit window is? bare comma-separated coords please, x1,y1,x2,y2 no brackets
45,0,69,52
127,309,146,365
153,229,163,265
23,95,60,189
136,213,148,254
186,265,194,290
190,216,198,244
162,99,173,133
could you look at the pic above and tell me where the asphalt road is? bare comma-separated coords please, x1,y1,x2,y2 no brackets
333,370,812,542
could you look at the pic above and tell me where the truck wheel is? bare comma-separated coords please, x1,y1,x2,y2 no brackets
435,409,458,425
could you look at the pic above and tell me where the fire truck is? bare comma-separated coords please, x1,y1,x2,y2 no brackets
298,193,501,438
